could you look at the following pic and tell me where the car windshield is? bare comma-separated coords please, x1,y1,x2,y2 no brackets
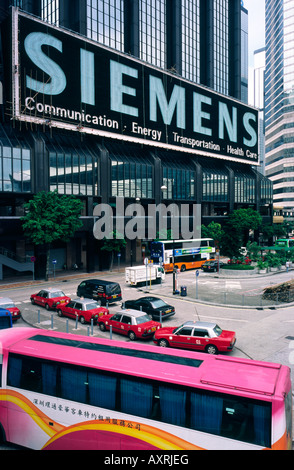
49,291,66,298
106,284,120,294
213,325,223,336
150,299,166,308
204,261,215,265
136,314,151,324
173,324,185,334
85,302,100,310
0,302,14,308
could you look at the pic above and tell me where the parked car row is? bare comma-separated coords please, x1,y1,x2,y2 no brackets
27,279,236,354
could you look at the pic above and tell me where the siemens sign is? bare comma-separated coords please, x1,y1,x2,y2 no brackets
12,10,259,164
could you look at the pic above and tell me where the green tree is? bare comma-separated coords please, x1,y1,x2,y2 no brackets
21,191,83,280
221,208,262,258
101,231,126,271
201,221,224,247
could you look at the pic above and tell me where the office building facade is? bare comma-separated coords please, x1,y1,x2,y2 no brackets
265,0,294,219
0,1,272,279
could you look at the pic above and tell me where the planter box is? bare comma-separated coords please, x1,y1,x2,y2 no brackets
258,269,267,274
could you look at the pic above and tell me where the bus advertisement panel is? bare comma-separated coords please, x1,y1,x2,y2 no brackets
150,239,215,272
0,328,291,450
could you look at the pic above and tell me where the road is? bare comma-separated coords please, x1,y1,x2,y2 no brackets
4,269,294,378
0,268,293,449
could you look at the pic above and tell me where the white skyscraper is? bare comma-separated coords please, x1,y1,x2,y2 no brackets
265,0,294,219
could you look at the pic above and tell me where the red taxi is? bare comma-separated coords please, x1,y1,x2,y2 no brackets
30,288,71,310
0,297,21,321
57,298,108,324
153,321,236,354
98,309,161,340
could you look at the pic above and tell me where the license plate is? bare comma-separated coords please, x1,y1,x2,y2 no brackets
60,300,65,303
113,295,117,299
166,309,171,313
152,327,156,331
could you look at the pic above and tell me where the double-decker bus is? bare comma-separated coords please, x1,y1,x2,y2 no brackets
0,328,291,450
150,238,215,272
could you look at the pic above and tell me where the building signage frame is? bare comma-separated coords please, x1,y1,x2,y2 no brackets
10,9,259,165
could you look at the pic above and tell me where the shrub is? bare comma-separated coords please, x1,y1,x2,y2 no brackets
222,264,254,270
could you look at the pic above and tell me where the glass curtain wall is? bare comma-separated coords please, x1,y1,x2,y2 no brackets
86,0,124,50
212,0,229,95
109,143,153,199
0,126,31,193
181,0,200,83
41,0,59,25
139,0,166,68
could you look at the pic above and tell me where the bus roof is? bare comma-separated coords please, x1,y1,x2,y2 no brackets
155,238,213,244
0,328,289,399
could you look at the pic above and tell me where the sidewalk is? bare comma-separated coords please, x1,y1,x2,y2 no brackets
0,267,125,290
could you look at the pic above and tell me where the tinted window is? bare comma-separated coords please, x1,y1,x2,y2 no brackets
106,283,121,294
178,327,193,336
194,329,209,337
0,316,12,329
111,314,122,321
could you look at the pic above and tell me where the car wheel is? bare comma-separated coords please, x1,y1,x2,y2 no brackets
57,309,63,317
80,316,86,324
45,303,50,311
128,331,136,341
99,322,106,331
158,338,169,347
31,298,35,305
205,344,218,354
180,265,186,272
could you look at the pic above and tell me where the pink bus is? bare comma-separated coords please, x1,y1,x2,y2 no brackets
0,327,292,450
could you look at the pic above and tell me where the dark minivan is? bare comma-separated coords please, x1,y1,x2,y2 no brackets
77,279,122,305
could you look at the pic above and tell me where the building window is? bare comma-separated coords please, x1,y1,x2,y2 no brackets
181,0,200,83
49,147,97,196
41,0,60,25
235,175,256,204
213,0,229,95
202,171,228,202
139,0,166,68
162,167,195,200
86,0,124,50
0,145,31,193
111,159,153,199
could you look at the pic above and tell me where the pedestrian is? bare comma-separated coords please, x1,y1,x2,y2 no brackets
286,260,290,273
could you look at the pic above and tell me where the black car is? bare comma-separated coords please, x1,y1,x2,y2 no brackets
123,297,175,321
201,260,224,272
77,279,122,305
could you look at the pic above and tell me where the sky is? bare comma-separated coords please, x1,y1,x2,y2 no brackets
243,0,266,66
243,0,266,104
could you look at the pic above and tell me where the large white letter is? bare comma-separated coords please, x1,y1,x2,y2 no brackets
110,60,138,117
243,112,257,147
193,93,212,136
219,102,237,143
24,32,66,95
149,76,185,129
80,49,95,105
